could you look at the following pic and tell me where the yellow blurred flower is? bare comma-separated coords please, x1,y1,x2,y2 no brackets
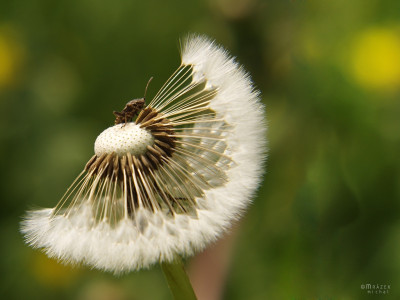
31,253,80,288
350,27,400,91
0,25,25,90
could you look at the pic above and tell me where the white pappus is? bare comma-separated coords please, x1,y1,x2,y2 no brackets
21,34,267,274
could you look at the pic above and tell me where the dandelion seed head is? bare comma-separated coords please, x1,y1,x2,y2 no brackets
94,123,155,157
21,34,267,274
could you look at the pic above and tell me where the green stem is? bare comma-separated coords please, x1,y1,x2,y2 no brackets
161,256,197,300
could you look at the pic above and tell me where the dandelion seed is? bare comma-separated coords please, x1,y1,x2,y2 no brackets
21,34,267,274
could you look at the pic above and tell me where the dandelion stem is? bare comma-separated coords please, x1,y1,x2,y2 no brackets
161,256,197,300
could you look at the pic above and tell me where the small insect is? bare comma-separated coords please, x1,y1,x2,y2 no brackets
113,77,153,125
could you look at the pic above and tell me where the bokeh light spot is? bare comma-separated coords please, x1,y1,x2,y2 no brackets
0,25,25,90
31,253,80,288
350,27,400,91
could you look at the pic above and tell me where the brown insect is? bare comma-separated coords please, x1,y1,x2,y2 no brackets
113,77,153,125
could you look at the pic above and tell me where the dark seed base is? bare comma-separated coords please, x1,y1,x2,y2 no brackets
83,106,196,214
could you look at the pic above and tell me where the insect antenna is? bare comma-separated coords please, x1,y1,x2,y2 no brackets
144,77,154,103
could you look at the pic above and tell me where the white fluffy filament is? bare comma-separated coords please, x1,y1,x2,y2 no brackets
21,34,266,273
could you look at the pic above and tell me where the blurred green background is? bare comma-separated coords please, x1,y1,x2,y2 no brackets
1,0,400,299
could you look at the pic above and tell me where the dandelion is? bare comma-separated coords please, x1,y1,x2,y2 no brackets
21,34,266,275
